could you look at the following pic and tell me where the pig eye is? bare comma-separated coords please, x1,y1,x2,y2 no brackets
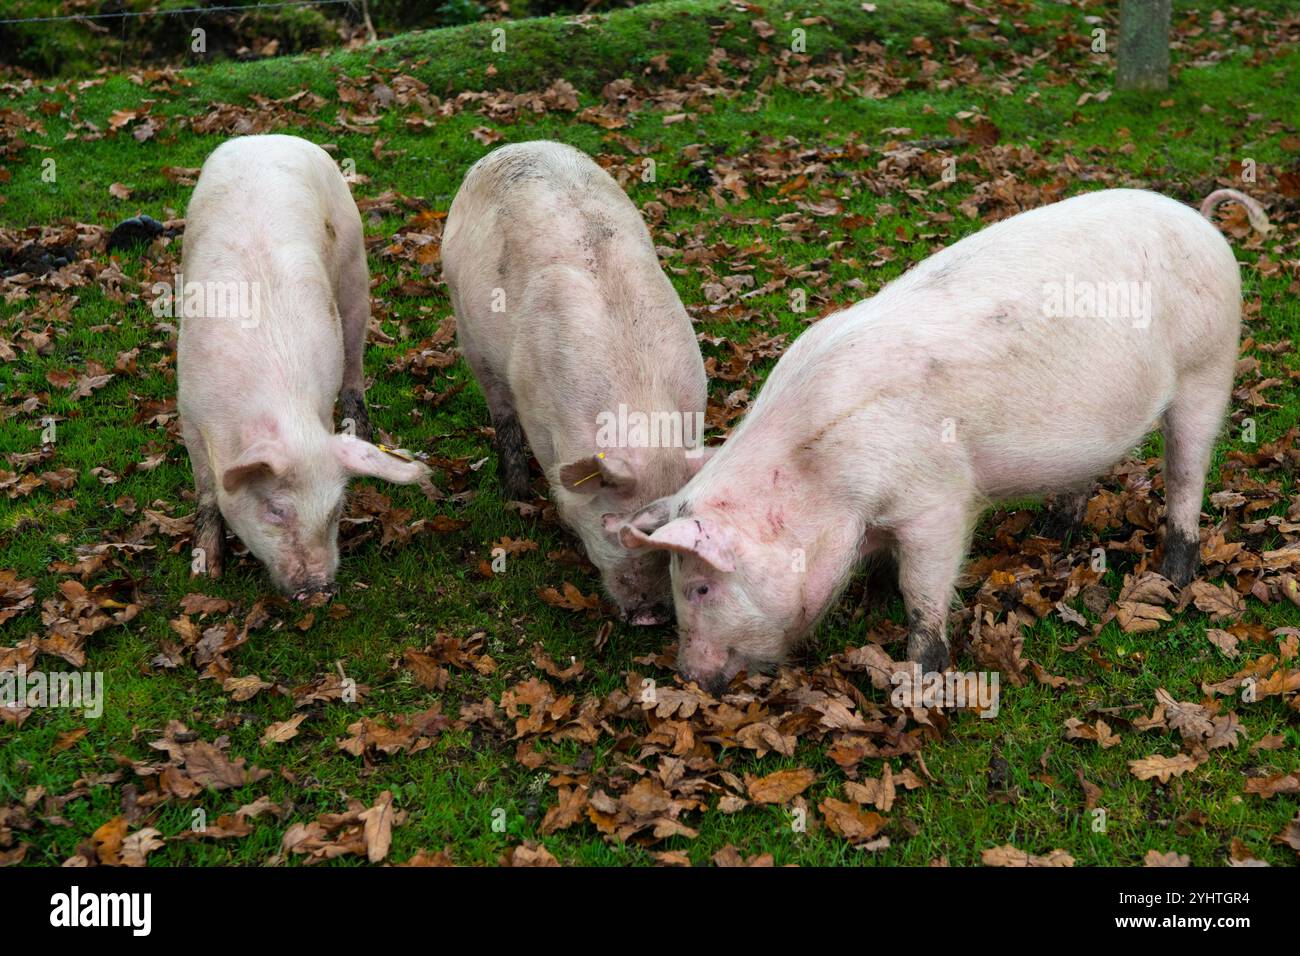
263,501,289,525
689,584,710,601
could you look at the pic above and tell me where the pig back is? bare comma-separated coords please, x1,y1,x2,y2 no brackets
722,189,1240,506
183,135,357,268
179,135,354,425
445,141,706,456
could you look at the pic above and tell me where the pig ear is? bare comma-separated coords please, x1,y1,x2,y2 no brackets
602,495,673,535
222,440,290,493
620,516,736,574
624,496,673,533
334,435,429,484
558,453,636,495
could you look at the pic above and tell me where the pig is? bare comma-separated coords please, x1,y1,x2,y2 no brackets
177,134,429,598
442,141,708,624
620,188,1258,692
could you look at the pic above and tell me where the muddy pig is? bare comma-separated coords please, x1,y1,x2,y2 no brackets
442,141,708,624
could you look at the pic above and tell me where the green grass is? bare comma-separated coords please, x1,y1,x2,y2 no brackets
1,0,1298,866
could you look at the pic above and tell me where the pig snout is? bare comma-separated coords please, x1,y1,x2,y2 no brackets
292,582,337,603
272,551,339,601
608,559,671,626
622,602,672,626
677,637,739,696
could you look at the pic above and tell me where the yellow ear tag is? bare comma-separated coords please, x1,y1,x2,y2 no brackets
376,444,415,462
571,452,604,487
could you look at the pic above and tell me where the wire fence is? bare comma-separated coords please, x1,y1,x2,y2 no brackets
0,1,360,27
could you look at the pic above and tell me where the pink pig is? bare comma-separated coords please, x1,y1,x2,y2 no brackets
621,188,1263,692
442,140,708,624
177,134,429,597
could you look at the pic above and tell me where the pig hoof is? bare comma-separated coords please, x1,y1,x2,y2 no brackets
1159,527,1200,588
907,632,951,674
501,475,532,502
341,390,372,442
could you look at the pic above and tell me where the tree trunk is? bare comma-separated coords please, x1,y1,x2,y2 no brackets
1117,0,1172,91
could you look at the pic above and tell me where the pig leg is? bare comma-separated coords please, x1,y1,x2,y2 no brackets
1159,370,1228,586
1041,488,1090,542
183,421,225,579
337,237,373,443
896,500,974,673
483,384,531,501
194,499,225,579
460,335,532,501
